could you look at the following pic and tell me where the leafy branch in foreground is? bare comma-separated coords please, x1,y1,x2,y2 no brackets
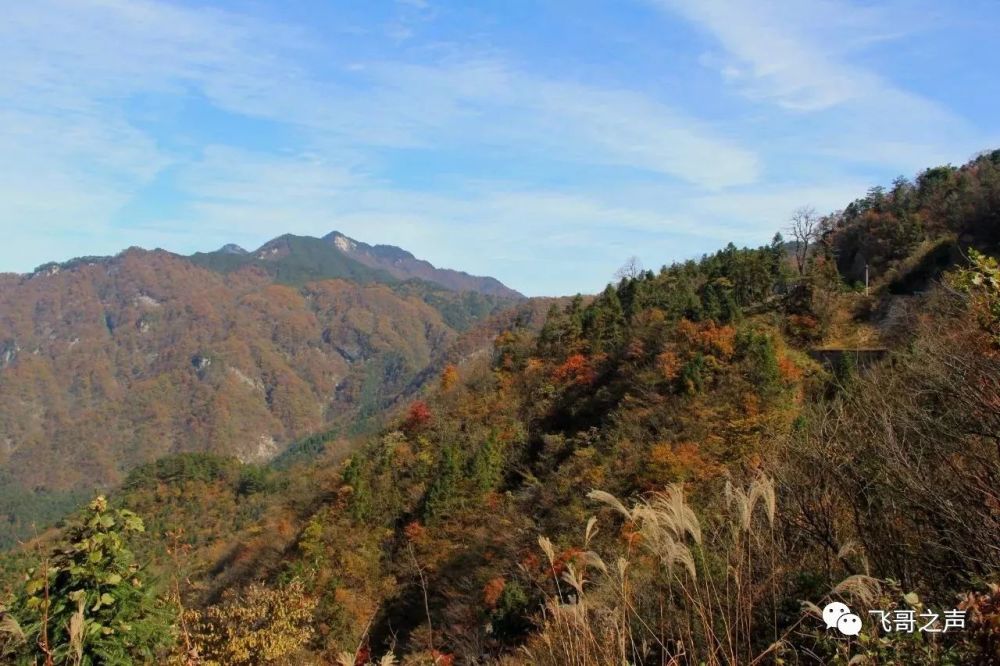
9,496,171,665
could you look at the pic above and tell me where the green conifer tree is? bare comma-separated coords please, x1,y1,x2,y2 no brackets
423,444,461,520
470,434,505,494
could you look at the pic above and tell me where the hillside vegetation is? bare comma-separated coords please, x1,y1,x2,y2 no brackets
1,151,999,664
0,238,520,547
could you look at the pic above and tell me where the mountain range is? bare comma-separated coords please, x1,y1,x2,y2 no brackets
189,231,522,298
0,232,523,544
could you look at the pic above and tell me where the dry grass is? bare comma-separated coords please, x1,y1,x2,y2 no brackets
524,477,792,665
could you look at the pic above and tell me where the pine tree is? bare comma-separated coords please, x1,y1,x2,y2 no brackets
700,283,723,322
583,285,626,353
720,286,741,324
470,434,505,494
423,444,461,520
738,330,781,395
538,297,586,359
343,457,372,521
679,353,705,395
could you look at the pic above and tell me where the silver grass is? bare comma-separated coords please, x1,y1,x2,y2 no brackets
587,489,633,520
562,562,586,597
538,535,556,566
583,550,608,574
585,515,599,547
800,600,823,619
649,484,702,544
832,574,882,607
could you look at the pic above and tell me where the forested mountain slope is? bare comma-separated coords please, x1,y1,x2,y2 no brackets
1,151,999,665
0,240,520,546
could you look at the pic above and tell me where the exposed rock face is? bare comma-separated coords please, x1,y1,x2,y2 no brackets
242,434,279,463
0,340,19,367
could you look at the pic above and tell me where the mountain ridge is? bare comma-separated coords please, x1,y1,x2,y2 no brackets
322,230,523,298
18,230,523,301
0,238,523,546
188,230,524,298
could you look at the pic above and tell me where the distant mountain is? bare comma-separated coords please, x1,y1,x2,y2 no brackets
189,231,523,298
188,234,394,285
323,231,523,298
0,238,523,545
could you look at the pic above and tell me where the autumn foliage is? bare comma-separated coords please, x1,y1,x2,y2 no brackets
3,151,1000,664
403,400,433,432
440,364,460,392
552,353,596,386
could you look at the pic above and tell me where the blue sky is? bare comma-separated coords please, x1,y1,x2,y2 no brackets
1,0,997,296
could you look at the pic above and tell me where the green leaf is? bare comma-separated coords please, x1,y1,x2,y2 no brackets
122,514,145,533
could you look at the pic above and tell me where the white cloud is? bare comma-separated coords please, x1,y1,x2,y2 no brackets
360,61,760,187
0,0,992,295
655,0,904,111
652,0,983,172
0,0,762,280
1,0,757,183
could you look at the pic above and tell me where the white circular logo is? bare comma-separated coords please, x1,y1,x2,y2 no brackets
822,601,851,629
837,613,863,636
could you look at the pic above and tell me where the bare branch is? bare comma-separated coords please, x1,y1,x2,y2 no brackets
614,256,643,281
788,206,819,276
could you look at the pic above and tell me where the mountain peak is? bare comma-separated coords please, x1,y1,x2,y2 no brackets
191,231,522,299
323,230,358,254
321,230,520,298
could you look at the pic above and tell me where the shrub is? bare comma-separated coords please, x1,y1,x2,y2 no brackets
10,496,172,665
187,581,315,666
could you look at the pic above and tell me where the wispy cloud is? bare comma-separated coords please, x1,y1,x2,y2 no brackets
2,0,757,181
0,0,995,295
360,61,760,187
658,0,896,111
0,0,760,284
652,0,984,171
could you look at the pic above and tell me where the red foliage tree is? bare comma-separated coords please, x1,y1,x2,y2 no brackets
403,400,432,432
553,354,596,386
483,577,506,608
